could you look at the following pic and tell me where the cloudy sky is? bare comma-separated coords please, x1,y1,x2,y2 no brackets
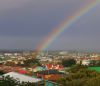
0,0,99,50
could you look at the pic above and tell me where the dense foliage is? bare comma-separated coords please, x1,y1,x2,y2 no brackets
62,59,76,67
57,65,100,86
0,70,5,75
21,59,41,67
0,76,44,86
90,60,100,66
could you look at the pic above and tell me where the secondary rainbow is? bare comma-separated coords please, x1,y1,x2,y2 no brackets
36,0,98,52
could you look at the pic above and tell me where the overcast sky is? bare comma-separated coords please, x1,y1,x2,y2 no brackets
0,0,99,50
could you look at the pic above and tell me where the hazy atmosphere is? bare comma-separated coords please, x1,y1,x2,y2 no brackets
0,0,99,50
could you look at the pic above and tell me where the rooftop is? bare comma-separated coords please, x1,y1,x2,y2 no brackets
3,72,42,83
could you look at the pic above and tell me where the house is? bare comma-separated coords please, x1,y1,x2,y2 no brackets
3,72,42,83
82,60,91,66
33,66,46,72
36,70,65,81
45,64,64,70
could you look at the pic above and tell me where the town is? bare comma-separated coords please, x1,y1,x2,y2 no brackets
0,0,99,86
0,50,100,86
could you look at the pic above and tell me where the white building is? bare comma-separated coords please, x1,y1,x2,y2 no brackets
3,72,42,83
82,60,91,66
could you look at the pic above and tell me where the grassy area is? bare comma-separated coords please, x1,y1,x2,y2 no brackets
88,67,100,72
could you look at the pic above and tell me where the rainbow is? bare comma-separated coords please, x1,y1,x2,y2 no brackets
35,0,98,52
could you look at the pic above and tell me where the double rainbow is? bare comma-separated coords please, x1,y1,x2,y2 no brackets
36,0,98,53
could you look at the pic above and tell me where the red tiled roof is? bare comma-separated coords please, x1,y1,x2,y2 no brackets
45,64,64,70
18,69,26,74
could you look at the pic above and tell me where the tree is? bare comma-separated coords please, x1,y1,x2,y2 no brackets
19,58,41,67
85,76,100,86
0,70,5,75
0,76,41,86
62,59,76,67
57,65,100,86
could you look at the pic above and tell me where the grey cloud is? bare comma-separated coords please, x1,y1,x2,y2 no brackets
0,0,99,50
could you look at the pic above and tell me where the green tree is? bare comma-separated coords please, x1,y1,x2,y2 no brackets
0,70,5,75
57,65,100,86
0,76,41,86
85,76,100,86
62,59,76,67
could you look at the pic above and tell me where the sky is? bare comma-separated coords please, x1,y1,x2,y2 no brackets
0,0,99,50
